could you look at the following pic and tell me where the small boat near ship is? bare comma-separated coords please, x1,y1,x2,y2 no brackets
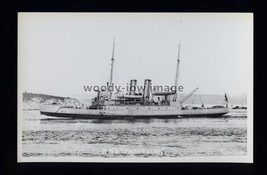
232,105,247,110
40,40,229,119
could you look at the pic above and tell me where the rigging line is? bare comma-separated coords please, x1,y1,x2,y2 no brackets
192,94,196,105
199,95,203,104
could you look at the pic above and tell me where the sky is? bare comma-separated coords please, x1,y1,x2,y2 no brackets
18,13,253,99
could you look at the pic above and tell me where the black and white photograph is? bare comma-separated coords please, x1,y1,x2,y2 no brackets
17,13,253,162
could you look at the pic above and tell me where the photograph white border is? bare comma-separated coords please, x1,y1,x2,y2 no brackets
17,12,253,163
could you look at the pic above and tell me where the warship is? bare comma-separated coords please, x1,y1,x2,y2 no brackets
40,40,229,119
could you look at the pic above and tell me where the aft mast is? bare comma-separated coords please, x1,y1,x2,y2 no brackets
110,38,115,87
109,38,115,99
174,41,181,102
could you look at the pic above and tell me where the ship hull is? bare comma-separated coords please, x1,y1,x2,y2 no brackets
40,105,229,119
40,111,228,119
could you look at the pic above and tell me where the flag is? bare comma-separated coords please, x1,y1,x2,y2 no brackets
225,93,228,103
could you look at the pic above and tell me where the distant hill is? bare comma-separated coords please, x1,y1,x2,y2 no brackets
178,93,247,106
22,92,86,110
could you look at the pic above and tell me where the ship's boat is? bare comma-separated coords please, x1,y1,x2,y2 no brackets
40,40,229,119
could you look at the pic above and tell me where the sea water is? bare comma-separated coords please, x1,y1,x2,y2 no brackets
21,109,247,158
